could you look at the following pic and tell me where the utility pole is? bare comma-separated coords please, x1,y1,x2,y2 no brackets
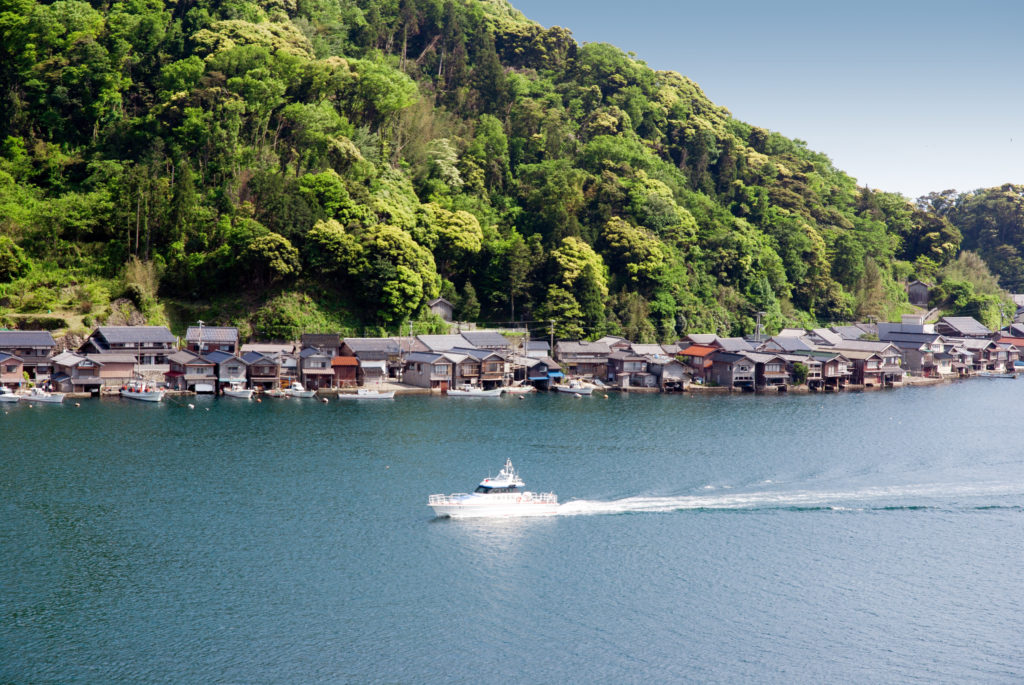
549,320,554,353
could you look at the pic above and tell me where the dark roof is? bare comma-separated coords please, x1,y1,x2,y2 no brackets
555,341,611,355
526,341,550,351
710,352,746,364
204,349,241,364
0,351,23,362
242,351,276,365
94,326,175,344
0,330,56,347
937,316,991,337
186,326,238,343
460,331,510,348
405,351,446,364
300,347,326,358
301,333,340,347
342,337,401,354
448,347,503,360
878,331,944,346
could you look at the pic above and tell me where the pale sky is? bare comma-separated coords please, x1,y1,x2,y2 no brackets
509,0,1024,199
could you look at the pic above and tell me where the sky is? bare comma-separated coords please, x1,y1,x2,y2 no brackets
506,0,1024,199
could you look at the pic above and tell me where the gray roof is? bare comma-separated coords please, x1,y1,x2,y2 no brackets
0,330,56,347
821,340,898,354
879,331,945,347
831,325,871,340
168,350,202,364
405,351,447,364
555,341,611,355
94,326,175,344
759,336,813,352
0,351,19,362
242,351,276,365
85,353,138,364
812,328,843,345
709,351,746,364
448,347,503,360
630,344,665,356
186,326,238,343
204,349,242,364
938,316,991,337
460,331,511,348
342,337,401,354
417,334,471,351
526,341,550,351
718,337,754,352
686,334,720,346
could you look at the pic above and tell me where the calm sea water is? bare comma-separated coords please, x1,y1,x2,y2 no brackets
2,382,1023,683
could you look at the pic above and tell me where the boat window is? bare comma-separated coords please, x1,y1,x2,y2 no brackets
475,486,491,493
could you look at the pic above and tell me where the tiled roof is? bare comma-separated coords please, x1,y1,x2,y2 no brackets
86,353,138,364
0,330,56,347
342,337,401,354
939,316,991,336
679,344,718,357
555,341,611,355
460,331,510,348
332,356,358,366
186,326,238,343
301,333,341,347
417,334,471,351
94,326,175,344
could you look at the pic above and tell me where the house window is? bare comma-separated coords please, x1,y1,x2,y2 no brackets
433,364,449,376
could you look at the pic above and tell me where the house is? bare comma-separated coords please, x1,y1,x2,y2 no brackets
80,326,175,371
185,325,239,355
743,352,790,390
757,335,813,354
299,347,335,390
717,337,754,353
684,334,722,348
300,333,341,358
51,351,135,393
402,351,456,390
935,316,991,338
332,356,359,387
203,349,249,391
607,349,654,388
460,331,513,355
554,341,610,379
708,352,755,390
524,340,550,359
0,352,25,389
416,334,472,352
525,356,563,389
809,328,843,346
907,280,931,306
241,351,281,390
165,350,216,392
831,324,878,341
341,338,403,379
241,342,298,384
447,347,509,389
428,297,454,322
819,340,905,386
677,344,718,381
646,356,688,391
595,335,632,353
814,352,852,390
878,331,950,376
0,330,57,381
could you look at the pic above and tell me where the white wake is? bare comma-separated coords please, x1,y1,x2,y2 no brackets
556,481,1024,516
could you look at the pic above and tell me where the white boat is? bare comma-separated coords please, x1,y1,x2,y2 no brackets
286,381,317,398
222,381,254,399
337,388,395,399
23,387,65,403
504,383,536,394
262,388,288,398
0,386,21,402
553,379,594,395
428,458,558,518
120,380,165,402
194,382,215,394
446,383,503,397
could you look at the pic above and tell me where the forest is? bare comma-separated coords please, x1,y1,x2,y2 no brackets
0,0,1020,340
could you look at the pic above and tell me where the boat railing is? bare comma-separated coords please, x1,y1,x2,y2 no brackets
429,493,469,505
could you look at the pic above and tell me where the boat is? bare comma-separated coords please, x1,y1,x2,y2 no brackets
428,458,558,518
120,379,165,402
194,382,215,394
262,388,288,398
975,371,1016,379
286,381,317,398
503,383,536,395
446,383,503,397
23,387,65,404
553,379,594,395
0,386,21,402
337,388,395,399
222,381,254,399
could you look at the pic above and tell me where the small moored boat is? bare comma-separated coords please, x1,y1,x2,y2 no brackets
120,379,165,402
553,379,594,395
286,381,317,398
0,386,21,402
503,383,536,395
337,388,395,399
23,387,65,403
428,458,558,518
222,381,254,399
446,383,503,397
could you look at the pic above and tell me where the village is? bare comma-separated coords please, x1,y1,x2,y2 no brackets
3,306,1024,400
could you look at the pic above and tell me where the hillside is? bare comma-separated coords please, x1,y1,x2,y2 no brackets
0,0,1013,339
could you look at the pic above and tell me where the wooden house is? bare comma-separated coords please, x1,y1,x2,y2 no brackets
332,356,359,387
241,351,281,390
165,350,216,392
341,338,403,378
461,331,513,356
204,350,249,391
80,326,175,373
907,279,931,306
646,356,688,391
678,344,718,382
817,353,853,390
0,352,25,389
51,351,134,393
299,346,335,390
301,333,341,358
185,325,239,355
402,352,455,390
708,352,755,390
554,341,610,379
608,349,654,388
743,352,790,390
428,297,454,322
0,330,56,382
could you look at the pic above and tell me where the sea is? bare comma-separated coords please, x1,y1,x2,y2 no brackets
2,381,1023,683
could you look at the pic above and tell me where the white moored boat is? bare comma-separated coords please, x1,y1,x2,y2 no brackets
504,383,536,394
120,379,165,402
446,383,503,397
23,387,65,403
428,458,558,518
337,388,395,399
222,381,254,399
286,381,317,398
0,386,21,402
553,379,594,395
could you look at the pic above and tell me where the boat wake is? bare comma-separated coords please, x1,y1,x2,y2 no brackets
556,482,1024,516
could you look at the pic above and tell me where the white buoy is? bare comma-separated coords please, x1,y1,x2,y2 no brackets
74,402,80,406
188,403,194,409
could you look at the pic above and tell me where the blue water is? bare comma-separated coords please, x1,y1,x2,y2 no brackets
2,383,1023,683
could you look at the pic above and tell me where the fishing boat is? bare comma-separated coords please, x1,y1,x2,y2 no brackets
503,383,536,395
120,379,165,402
337,388,395,399
446,383,503,397
0,386,21,402
553,379,594,395
975,371,1016,379
428,458,559,518
222,381,254,399
286,381,317,398
22,386,66,403
262,388,288,398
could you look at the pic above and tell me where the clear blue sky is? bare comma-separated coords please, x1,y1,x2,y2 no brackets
508,0,1024,199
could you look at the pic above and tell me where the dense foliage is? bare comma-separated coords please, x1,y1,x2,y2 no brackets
0,0,1013,338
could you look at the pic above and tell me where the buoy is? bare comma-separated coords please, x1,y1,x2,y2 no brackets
75,402,81,406
187,403,194,409
256,397,262,403
603,394,609,398
321,397,328,403
205,407,210,411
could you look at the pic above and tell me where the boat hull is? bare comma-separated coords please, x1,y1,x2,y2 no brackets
447,388,503,397
223,389,254,398
121,390,165,402
554,385,593,395
288,390,317,398
0,394,21,403
338,390,395,399
429,501,559,518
